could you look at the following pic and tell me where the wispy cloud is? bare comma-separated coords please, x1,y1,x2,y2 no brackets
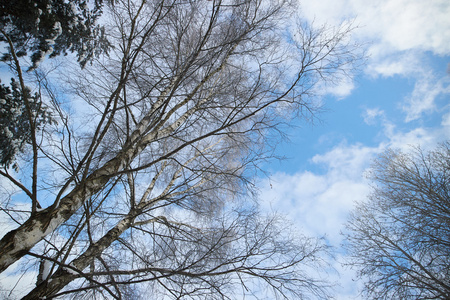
442,112,450,126
402,73,450,122
0,266,37,299
319,75,356,99
365,51,422,78
362,107,385,125
260,141,378,245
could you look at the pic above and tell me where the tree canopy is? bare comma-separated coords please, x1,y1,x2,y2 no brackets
0,0,358,298
344,142,450,299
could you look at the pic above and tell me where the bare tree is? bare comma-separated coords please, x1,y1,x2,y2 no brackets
344,142,450,299
0,0,358,298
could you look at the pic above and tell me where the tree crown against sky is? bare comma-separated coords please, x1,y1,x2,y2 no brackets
0,0,359,299
344,141,450,299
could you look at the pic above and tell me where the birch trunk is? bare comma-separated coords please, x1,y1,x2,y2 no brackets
0,153,127,273
22,215,135,300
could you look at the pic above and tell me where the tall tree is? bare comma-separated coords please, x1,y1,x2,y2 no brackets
344,142,450,299
0,0,358,298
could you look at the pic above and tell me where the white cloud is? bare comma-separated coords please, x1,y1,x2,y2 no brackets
0,261,37,299
299,0,450,77
362,107,385,125
363,69,450,126
442,112,450,126
0,175,24,239
311,142,380,176
321,76,356,99
387,126,450,151
298,0,355,27
260,142,379,245
402,74,450,122
300,0,450,53
362,0,450,55
333,254,364,300
365,51,422,78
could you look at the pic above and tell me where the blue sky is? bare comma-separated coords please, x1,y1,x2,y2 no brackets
258,0,450,298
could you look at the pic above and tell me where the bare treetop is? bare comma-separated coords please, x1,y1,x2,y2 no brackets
344,142,450,299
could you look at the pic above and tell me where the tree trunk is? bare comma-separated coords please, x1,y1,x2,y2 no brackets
22,216,134,299
0,154,126,273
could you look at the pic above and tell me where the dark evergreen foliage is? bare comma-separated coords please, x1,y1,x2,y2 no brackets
0,0,111,69
0,79,54,168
